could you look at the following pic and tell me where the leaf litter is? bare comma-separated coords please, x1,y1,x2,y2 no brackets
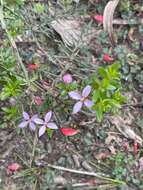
1,0,143,189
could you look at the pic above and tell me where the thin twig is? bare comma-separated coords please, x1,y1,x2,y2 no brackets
30,130,38,167
44,163,125,185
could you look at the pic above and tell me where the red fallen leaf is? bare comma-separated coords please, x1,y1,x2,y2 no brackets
103,54,114,62
7,163,21,175
60,128,79,136
34,96,43,106
93,15,103,23
27,64,39,71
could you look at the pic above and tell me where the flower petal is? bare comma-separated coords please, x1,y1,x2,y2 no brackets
34,118,44,125
7,163,21,174
72,101,83,114
84,99,94,108
29,122,36,131
47,122,58,129
18,121,28,128
39,126,46,137
44,111,52,123
68,91,81,100
31,114,38,121
82,85,92,97
23,112,29,120
60,128,79,136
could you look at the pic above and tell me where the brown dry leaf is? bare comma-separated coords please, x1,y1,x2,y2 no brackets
110,116,143,145
95,152,110,160
108,145,116,154
51,19,99,46
105,134,116,144
128,27,135,42
103,0,120,45
105,133,122,145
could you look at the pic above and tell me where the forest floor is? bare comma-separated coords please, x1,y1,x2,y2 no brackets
0,0,143,189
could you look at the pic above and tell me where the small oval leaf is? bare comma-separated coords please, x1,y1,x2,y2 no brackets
60,128,79,136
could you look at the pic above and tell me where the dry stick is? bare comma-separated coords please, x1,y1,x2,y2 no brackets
29,130,38,168
46,163,125,185
0,0,29,81
81,15,143,25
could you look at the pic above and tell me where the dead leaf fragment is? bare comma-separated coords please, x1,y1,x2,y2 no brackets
103,0,120,45
110,116,143,145
105,134,116,144
95,152,110,160
51,19,99,46
128,27,135,42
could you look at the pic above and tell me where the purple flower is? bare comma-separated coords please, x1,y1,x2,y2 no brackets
34,111,58,137
68,85,94,114
63,74,73,84
18,112,38,131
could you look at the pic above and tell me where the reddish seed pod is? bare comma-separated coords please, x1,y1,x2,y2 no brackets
103,54,114,62
60,128,79,136
93,15,103,23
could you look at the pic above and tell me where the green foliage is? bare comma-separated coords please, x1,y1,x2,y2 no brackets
0,76,23,100
34,3,45,14
46,128,54,139
2,106,19,120
0,47,16,74
4,0,24,6
119,0,131,12
91,63,126,122
57,81,78,97
109,152,141,186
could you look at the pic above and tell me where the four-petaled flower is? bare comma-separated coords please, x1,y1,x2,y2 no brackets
68,85,94,114
34,111,58,137
18,112,38,131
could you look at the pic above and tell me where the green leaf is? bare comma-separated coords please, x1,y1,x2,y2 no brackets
94,103,103,122
98,67,107,78
34,3,45,14
92,90,100,102
109,62,121,71
107,84,117,90
46,128,54,139
101,78,110,88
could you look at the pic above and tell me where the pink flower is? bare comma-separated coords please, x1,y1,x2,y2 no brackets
34,111,58,137
93,15,103,23
27,64,39,71
103,54,114,62
18,112,38,131
68,85,94,114
7,163,21,175
34,96,43,106
63,74,73,84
